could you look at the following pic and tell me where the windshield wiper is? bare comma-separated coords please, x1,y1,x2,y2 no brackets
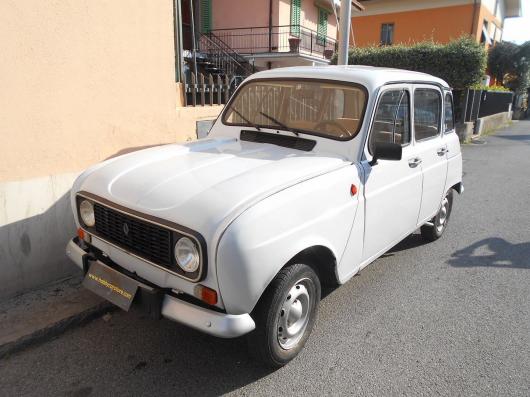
259,112,299,136
231,108,261,131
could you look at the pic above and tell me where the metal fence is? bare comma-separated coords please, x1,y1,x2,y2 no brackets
454,89,513,124
478,91,513,118
209,25,337,59
183,72,238,106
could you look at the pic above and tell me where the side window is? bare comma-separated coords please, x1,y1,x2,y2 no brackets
395,91,411,144
444,93,455,132
414,88,441,141
370,89,411,152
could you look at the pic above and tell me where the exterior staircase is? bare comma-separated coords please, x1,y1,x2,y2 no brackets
199,32,254,77
183,32,254,106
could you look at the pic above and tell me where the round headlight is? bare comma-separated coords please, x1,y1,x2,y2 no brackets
174,237,200,273
79,200,95,227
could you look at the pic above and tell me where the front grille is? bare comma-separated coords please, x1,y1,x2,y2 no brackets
93,203,173,267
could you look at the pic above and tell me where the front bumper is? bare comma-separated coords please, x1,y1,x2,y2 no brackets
66,238,255,338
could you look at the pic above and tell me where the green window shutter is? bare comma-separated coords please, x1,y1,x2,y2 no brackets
317,8,328,45
290,0,301,36
201,0,212,33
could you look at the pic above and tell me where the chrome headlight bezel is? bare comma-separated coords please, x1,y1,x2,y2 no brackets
79,199,96,227
174,236,201,273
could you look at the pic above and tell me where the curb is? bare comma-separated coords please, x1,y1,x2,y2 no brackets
0,302,115,359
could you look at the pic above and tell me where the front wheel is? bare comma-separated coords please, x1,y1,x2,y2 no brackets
247,263,321,368
421,190,453,242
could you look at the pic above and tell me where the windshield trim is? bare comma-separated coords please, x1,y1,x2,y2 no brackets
221,77,369,142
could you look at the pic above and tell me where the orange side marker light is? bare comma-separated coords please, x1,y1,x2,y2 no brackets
195,285,218,305
77,228,91,243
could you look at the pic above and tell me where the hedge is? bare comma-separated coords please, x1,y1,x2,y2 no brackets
332,37,487,89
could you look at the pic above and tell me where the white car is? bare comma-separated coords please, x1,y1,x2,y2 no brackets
66,66,463,367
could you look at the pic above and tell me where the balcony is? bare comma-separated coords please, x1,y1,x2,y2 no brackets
206,25,337,63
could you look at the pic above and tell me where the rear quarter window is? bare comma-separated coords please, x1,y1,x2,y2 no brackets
444,92,455,132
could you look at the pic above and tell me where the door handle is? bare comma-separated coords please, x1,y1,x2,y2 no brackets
437,147,448,156
408,157,422,168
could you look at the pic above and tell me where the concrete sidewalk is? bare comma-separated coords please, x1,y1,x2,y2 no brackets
0,275,112,358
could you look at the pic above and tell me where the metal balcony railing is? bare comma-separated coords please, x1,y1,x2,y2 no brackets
208,25,337,59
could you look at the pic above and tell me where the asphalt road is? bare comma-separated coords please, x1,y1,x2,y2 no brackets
1,122,530,397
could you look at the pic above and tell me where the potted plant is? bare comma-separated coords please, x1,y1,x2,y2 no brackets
288,36,301,53
323,49,334,60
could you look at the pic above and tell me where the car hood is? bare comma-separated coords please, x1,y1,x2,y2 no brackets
77,137,348,240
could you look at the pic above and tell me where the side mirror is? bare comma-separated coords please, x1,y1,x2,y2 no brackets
369,142,402,166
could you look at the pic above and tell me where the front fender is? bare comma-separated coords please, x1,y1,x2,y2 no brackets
216,166,360,315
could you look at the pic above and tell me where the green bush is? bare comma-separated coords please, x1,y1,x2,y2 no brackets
331,37,487,89
470,84,510,92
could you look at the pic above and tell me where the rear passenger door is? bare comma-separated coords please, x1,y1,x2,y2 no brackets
441,91,463,193
413,86,448,225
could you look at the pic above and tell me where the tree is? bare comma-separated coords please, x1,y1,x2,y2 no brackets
488,41,530,94
487,41,519,82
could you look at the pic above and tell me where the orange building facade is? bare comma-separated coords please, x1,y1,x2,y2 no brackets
352,0,522,47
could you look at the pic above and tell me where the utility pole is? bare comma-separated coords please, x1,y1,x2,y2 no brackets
337,0,352,65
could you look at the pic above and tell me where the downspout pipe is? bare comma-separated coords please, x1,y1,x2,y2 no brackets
337,0,352,65
174,0,184,82
268,0,273,52
190,0,198,75
470,0,479,38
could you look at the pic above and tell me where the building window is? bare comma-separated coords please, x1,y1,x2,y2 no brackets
200,0,212,33
317,8,329,45
480,19,492,45
290,0,301,37
380,23,394,45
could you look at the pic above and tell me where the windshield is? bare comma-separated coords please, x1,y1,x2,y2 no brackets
222,79,367,140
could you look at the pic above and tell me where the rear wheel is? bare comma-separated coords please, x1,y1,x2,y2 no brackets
421,190,453,242
247,263,320,368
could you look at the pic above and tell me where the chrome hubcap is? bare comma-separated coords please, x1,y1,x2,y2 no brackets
436,197,449,232
277,279,311,350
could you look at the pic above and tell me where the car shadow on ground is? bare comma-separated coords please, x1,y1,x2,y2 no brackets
447,237,530,269
383,233,427,257
60,310,277,396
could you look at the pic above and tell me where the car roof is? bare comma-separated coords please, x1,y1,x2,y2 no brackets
246,65,451,90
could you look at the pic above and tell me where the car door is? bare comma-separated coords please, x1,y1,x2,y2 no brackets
441,91,463,194
412,85,448,225
361,85,423,262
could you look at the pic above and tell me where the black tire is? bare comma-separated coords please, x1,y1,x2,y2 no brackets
421,190,453,242
247,263,321,368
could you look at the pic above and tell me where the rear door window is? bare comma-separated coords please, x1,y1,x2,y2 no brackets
414,88,441,141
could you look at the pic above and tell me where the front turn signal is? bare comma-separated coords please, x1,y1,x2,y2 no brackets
77,228,91,243
194,285,218,305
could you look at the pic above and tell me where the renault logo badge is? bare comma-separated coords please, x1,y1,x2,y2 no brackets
123,223,129,236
